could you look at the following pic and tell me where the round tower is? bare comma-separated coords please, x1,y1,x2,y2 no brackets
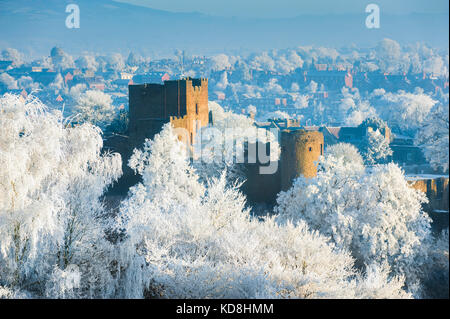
280,129,324,190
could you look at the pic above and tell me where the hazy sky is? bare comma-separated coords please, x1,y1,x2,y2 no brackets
115,0,449,18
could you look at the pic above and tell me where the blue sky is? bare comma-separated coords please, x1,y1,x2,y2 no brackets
114,0,449,18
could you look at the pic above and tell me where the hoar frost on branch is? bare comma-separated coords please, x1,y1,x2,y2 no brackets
372,88,437,133
0,94,122,298
415,104,449,172
326,143,364,167
275,148,432,295
0,73,18,90
1,48,24,67
115,124,410,299
73,90,117,130
361,129,393,165
209,54,231,72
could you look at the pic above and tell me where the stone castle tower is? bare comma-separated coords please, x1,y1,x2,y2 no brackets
104,78,208,195
129,77,209,147
280,129,324,190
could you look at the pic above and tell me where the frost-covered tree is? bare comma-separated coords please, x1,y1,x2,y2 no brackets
50,47,75,70
73,90,117,130
0,94,122,298
376,38,410,74
372,88,437,133
422,229,449,299
108,53,125,72
49,73,65,92
210,54,231,71
338,88,378,126
344,100,378,127
247,105,257,116
264,78,285,95
126,52,143,67
75,55,99,71
326,143,364,167
273,50,304,74
294,95,309,109
262,110,290,121
0,73,18,90
422,56,447,77
194,102,280,183
359,61,379,72
17,76,40,92
250,52,275,72
115,124,410,299
275,155,432,294
291,82,300,92
361,129,393,165
215,71,228,91
1,48,24,67
69,83,87,99
415,104,449,172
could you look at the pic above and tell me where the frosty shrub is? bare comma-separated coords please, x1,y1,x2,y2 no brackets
415,104,449,173
326,143,364,167
73,90,117,130
0,94,122,298
275,152,432,295
115,124,410,299
361,129,393,165
421,229,449,299
373,89,437,133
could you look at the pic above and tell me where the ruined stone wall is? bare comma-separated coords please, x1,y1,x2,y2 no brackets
409,177,449,233
170,78,209,145
241,142,281,204
409,177,449,212
280,130,324,191
129,83,166,142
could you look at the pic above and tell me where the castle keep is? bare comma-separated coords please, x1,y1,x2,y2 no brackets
105,78,209,194
129,77,209,146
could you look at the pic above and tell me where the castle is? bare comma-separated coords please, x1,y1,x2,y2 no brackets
129,77,209,147
128,79,324,203
101,77,449,233
105,77,447,226
105,77,325,199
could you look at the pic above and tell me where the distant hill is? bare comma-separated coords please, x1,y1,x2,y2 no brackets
0,0,448,58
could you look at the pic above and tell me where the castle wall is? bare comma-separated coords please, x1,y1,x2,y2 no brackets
241,142,281,204
409,177,449,233
175,78,209,144
128,78,208,147
409,177,449,212
129,83,164,137
280,130,324,191
240,130,324,204
164,80,187,117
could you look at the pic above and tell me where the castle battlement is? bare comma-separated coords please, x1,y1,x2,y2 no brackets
129,78,209,147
